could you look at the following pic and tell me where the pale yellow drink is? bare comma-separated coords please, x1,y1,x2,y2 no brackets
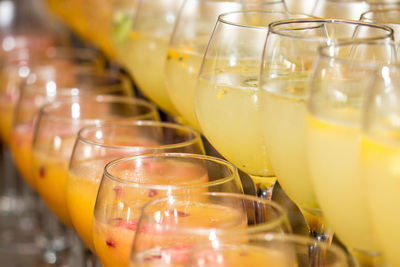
94,201,246,267
165,48,204,130
195,68,273,182
258,79,318,213
307,114,378,252
129,32,179,116
361,135,400,266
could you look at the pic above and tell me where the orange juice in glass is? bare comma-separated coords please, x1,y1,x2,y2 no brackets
131,193,291,267
31,96,159,225
92,153,244,267
67,121,203,251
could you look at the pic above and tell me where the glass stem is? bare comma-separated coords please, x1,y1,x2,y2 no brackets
250,175,276,200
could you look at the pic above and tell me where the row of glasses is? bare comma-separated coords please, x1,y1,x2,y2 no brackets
306,41,400,266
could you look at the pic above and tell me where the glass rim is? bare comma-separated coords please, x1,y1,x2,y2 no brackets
39,95,157,123
22,68,131,96
217,10,316,30
3,46,104,64
77,120,202,151
361,8,400,21
190,232,348,263
138,192,290,235
104,153,239,190
317,39,400,67
268,18,394,42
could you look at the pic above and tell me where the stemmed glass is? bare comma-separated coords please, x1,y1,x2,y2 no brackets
110,0,139,68
0,46,106,147
306,41,398,265
311,0,370,19
361,57,400,266
187,233,349,267
11,67,132,190
361,8,400,40
93,153,244,267
194,11,313,199
131,192,291,266
67,121,204,252
259,19,393,243
128,0,185,116
31,95,159,226
166,0,287,130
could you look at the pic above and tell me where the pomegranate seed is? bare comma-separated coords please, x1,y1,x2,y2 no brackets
106,238,116,248
39,167,46,179
148,189,158,198
113,186,123,197
168,210,190,217
116,219,139,231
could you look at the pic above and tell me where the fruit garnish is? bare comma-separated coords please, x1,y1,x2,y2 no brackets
39,166,46,179
116,219,139,231
148,189,158,198
113,186,123,197
167,209,190,218
106,238,116,248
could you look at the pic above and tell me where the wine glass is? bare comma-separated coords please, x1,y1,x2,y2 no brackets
187,233,349,267
259,19,393,243
128,0,185,116
131,192,291,266
110,0,139,68
0,46,106,147
93,153,244,267
307,41,398,264
31,95,159,226
11,66,133,190
67,121,204,252
311,0,370,19
361,8,400,40
361,56,400,266
194,11,314,199
166,0,287,130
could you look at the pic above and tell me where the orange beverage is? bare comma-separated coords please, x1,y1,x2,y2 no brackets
94,201,245,267
10,125,35,188
32,137,76,226
93,159,211,267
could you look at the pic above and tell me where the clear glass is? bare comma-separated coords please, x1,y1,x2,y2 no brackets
0,46,106,147
110,0,139,68
187,233,349,267
131,192,291,266
67,121,204,252
361,8,400,40
31,95,159,226
11,66,132,191
93,153,243,267
311,0,370,19
166,0,287,131
259,19,393,242
194,11,314,199
307,41,399,265
128,0,185,116
361,61,400,267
